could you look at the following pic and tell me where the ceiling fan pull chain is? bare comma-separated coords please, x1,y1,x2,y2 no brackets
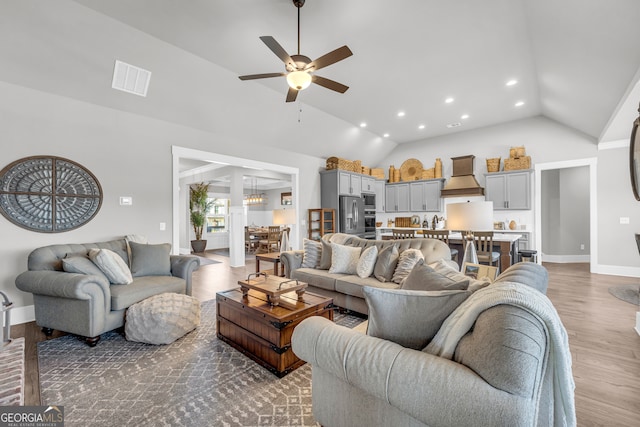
298,103,303,123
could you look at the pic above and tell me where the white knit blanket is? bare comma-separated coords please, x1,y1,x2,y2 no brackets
424,282,576,427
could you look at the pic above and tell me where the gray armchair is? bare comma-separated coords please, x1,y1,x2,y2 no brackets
15,239,199,346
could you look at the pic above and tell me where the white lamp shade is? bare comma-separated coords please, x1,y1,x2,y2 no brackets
446,201,494,231
272,208,296,225
286,71,312,90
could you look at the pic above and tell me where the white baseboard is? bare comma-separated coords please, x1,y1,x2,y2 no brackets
636,313,640,337
541,254,590,263
8,305,35,326
593,264,640,278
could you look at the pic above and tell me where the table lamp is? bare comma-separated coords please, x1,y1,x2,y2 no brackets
272,208,296,251
445,201,493,264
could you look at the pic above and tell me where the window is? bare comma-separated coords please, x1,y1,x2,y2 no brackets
206,198,229,233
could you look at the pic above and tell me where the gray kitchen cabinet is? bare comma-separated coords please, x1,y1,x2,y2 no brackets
361,176,376,193
409,179,444,212
374,180,385,213
338,171,362,196
485,170,532,210
385,183,410,212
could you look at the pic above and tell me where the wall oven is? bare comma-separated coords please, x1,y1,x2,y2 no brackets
364,206,376,240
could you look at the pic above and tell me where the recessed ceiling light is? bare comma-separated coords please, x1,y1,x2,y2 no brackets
506,79,518,86
397,111,405,117
383,133,390,138
515,101,525,107
461,114,469,120
360,122,367,128
446,122,462,128
445,97,454,104
418,124,425,129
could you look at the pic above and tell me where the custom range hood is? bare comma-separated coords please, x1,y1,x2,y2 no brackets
440,155,485,197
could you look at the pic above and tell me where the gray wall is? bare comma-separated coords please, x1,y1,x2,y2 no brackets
542,167,590,256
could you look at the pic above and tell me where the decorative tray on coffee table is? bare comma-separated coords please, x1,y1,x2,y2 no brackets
238,273,308,309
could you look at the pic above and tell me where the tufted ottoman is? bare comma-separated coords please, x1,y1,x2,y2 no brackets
125,293,200,345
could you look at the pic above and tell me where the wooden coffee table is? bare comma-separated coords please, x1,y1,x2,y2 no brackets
216,278,333,377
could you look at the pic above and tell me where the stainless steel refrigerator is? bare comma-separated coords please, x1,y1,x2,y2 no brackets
339,195,365,237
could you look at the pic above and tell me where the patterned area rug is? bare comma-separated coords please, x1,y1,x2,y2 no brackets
608,284,640,305
38,301,364,427
0,337,25,406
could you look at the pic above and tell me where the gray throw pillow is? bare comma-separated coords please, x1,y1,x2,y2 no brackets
62,255,109,281
301,238,322,268
374,245,399,282
129,242,172,277
401,259,469,291
391,248,424,284
363,286,471,350
319,239,332,270
89,248,133,285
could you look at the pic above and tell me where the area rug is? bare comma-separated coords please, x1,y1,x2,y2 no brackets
608,284,640,305
38,301,364,427
0,337,25,406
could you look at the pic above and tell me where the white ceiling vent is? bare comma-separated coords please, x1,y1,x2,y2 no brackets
112,60,151,97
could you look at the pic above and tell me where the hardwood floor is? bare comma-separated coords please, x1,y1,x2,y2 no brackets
10,259,640,426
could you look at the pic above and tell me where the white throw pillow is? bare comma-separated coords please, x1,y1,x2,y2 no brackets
328,243,361,274
391,248,425,284
301,238,322,268
357,246,379,278
89,248,133,285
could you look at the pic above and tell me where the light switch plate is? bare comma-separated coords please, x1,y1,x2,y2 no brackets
119,196,133,206
620,217,630,224
159,222,166,231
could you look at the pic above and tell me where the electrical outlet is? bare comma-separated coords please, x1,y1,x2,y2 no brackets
159,222,166,231
620,217,630,224
580,244,585,250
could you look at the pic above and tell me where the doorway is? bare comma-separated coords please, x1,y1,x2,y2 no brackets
534,158,597,272
172,146,300,268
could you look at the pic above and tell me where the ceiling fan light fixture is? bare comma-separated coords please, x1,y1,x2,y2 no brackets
286,71,312,90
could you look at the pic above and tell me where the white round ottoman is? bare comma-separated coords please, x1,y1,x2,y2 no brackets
125,293,200,345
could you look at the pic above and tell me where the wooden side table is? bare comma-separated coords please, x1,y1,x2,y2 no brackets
255,252,284,277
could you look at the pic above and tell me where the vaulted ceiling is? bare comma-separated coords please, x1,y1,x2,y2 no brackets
3,1,640,163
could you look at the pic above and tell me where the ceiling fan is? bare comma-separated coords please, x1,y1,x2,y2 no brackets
238,0,353,103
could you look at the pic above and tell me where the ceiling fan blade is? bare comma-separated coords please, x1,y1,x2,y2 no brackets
238,72,286,80
312,75,349,93
260,36,295,68
305,45,353,72
286,87,298,103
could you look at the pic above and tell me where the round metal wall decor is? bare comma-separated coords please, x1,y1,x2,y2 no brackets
0,156,102,232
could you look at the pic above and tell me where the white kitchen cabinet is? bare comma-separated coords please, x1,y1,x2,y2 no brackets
409,179,444,212
385,183,410,212
485,170,532,210
338,171,362,196
361,176,376,193
374,180,385,213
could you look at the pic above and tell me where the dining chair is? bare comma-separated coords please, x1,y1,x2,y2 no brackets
474,231,500,268
259,225,281,253
244,226,258,253
392,229,415,239
422,229,459,263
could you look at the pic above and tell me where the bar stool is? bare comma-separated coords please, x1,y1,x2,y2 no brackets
519,249,538,263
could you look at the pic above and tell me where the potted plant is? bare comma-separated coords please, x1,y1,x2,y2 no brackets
189,182,213,253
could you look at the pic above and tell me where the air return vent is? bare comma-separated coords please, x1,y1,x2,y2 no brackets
111,60,151,97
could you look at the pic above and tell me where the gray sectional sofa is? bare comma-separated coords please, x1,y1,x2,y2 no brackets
292,262,576,427
15,238,199,346
280,233,455,314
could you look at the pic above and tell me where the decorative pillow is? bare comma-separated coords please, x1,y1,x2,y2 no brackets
301,238,322,268
318,239,332,270
62,255,109,281
391,248,424,284
328,243,361,274
401,259,469,291
125,234,148,267
89,248,133,285
430,259,491,292
363,286,471,350
374,245,399,282
129,242,172,277
356,246,379,278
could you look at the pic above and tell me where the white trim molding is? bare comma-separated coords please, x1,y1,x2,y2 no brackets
597,139,629,150
535,157,598,273
9,305,35,326
593,264,640,278
541,254,591,264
